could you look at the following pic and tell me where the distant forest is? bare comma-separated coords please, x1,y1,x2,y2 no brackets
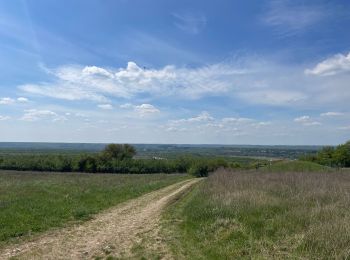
0,144,238,177
0,142,322,159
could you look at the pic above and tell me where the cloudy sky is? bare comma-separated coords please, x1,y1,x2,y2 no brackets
0,0,349,145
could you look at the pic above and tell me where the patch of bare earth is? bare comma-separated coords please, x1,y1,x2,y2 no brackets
0,178,201,260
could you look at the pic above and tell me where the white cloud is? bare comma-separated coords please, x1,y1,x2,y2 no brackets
320,112,344,117
134,104,160,116
338,125,350,130
0,97,30,105
170,111,214,125
253,121,272,127
17,97,29,103
305,52,350,76
166,112,270,134
238,90,306,106
0,97,15,105
262,0,329,36
221,117,271,129
82,66,114,78
19,61,247,102
294,115,321,126
20,59,309,108
186,111,213,122
119,103,160,117
120,103,134,109
21,83,108,102
0,115,10,121
294,115,310,123
97,104,113,110
16,56,350,110
305,122,321,126
21,109,66,122
173,11,207,34
222,117,253,123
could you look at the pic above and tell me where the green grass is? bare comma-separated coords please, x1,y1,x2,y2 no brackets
0,171,189,245
263,160,329,172
163,169,350,259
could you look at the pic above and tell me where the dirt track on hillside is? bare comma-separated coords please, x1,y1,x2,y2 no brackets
0,178,201,259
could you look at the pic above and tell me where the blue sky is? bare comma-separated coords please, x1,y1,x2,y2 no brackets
0,0,349,145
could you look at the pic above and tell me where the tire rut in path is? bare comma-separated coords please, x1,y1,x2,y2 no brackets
0,178,201,260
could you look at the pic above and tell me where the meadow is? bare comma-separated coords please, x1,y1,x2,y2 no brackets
163,167,350,259
1,142,349,259
0,171,188,246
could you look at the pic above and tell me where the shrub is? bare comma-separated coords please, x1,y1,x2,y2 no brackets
188,164,209,177
301,140,350,168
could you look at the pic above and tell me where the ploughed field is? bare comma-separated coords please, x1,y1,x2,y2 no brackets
0,171,188,245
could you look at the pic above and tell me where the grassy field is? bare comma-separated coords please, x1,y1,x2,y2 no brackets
0,171,188,245
163,168,350,259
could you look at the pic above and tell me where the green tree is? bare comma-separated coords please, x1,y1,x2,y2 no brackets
317,146,335,166
333,142,350,167
101,144,136,161
78,156,97,172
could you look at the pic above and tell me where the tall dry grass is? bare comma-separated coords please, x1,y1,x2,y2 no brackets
166,168,350,259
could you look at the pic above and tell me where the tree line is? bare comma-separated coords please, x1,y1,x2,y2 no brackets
300,141,350,167
0,144,230,177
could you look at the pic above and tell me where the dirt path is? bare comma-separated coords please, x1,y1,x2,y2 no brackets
0,178,201,260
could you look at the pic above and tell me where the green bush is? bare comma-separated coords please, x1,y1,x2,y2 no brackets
301,141,350,168
188,164,209,177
